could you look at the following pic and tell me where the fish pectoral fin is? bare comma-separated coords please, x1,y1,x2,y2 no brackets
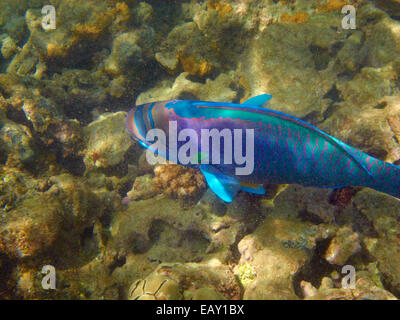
241,94,272,107
239,182,266,195
200,165,241,203
199,165,266,201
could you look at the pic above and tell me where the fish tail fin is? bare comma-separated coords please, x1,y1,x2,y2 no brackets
334,141,400,200
365,158,400,199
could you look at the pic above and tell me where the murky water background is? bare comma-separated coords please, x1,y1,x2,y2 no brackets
0,0,399,300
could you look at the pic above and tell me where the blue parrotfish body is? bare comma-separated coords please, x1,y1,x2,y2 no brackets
126,94,400,202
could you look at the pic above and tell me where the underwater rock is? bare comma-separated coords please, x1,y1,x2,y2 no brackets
319,10,400,161
321,95,400,163
0,110,35,164
132,1,154,25
195,191,263,263
104,28,155,77
233,183,340,299
6,9,39,76
360,14,400,70
264,184,341,224
155,0,249,77
349,181,400,238
128,262,241,300
192,0,251,67
0,166,51,213
155,22,213,76
20,96,61,135
0,73,62,134
111,196,212,262
0,34,18,60
0,195,63,259
324,226,361,265
112,190,257,266
48,68,111,117
83,112,133,171
240,12,342,120
365,236,400,297
375,0,400,18
0,74,77,161
46,118,84,159
10,172,120,268
136,72,238,105
0,0,29,40
0,73,88,169
113,196,205,253
337,66,397,110
6,1,131,76
190,287,227,300
301,275,397,300
129,274,182,300
351,189,400,296
109,75,129,99
336,30,365,73
236,215,334,300
126,174,158,201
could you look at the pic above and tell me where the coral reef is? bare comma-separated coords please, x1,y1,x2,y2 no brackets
129,262,240,300
0,108,35,165
235,215,334,299
136,71,238,105
324,226,361,265
0,0,400,301
129,274,183,300
83,112,133,171
301,275,397,300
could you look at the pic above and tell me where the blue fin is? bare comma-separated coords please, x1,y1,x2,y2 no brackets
200,165,241,202
138,140,148,148
241,94,272,107
240,182,266,195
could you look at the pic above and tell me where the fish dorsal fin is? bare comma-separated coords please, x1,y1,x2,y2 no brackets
241,94,272,107
200,165,241,202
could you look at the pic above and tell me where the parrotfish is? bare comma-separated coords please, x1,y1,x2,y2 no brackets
126,94,400,202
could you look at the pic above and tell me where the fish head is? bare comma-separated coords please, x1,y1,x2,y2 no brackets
125,100,178,147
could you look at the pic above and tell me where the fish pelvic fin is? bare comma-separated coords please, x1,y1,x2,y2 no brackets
200,165,265,202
